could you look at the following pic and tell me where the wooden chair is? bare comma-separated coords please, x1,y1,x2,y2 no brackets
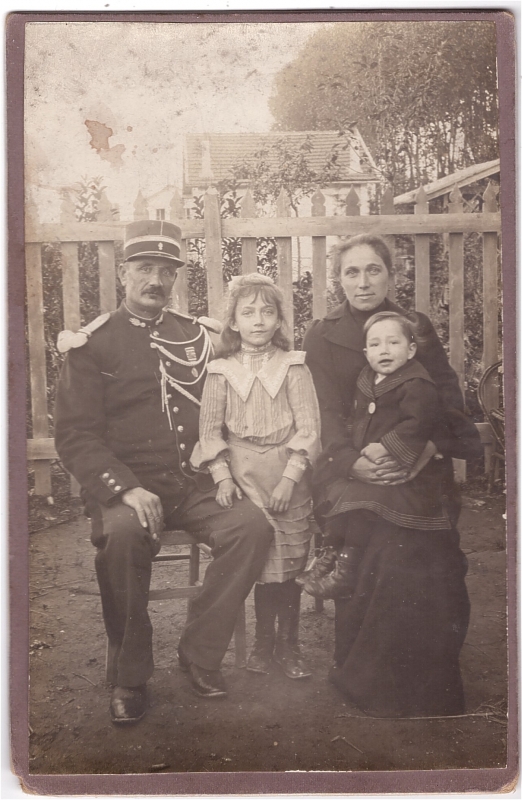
152,530,247,668
74,529,247,673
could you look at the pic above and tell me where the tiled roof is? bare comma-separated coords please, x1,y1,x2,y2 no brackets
183,131,379,189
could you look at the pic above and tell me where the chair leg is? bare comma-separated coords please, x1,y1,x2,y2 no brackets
187,543,200,620
313,529,324,613
234,602,247,668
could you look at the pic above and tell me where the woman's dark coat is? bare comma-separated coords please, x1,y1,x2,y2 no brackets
303,298,475,718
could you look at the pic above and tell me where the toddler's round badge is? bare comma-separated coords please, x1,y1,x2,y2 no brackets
368,402,376,414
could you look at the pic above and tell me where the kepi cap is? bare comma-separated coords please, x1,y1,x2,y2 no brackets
124,220,184,266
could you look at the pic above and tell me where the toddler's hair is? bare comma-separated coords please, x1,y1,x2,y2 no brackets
363,311,418,344
218,273,291,357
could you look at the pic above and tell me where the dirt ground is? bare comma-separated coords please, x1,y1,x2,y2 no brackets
27,491,508,776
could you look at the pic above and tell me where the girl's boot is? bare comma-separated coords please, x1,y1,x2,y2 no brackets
273,580,312,680
246,582,278,674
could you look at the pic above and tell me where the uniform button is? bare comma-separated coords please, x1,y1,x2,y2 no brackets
181,461,187,468
166,361,171,367
177,425,184,432
102,472,110,479
114,485,122,492
328,458,333,462
108,479,116,486
152,331,159,337
179,443,186,451
173,407,179,413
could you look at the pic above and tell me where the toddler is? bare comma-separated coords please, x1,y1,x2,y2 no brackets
302,311,447,599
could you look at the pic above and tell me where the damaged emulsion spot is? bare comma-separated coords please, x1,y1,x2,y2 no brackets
84,119,125,168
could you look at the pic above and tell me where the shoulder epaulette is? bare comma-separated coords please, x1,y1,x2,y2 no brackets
166,308,223,335
197,316,223,335
57,312,111,354
167,308,198,323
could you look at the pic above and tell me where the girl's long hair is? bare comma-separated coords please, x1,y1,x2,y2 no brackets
217,274,291,357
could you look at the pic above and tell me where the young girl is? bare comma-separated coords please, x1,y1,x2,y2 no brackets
190,274,321,679
302,310,453,599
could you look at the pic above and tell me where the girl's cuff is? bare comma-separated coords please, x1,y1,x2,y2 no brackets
208,459,233,484
283,454,307,482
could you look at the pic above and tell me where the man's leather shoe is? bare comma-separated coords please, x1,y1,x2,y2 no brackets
110,684,147,725
178,645,227,698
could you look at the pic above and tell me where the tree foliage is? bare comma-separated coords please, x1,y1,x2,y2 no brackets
270,21,498,192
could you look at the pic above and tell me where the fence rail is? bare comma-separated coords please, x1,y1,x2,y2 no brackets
25,183,501,495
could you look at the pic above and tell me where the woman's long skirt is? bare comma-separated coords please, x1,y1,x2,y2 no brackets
330,518,470,718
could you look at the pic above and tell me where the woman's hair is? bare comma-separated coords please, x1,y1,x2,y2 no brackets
363,311,418,344
330,234,393,281
217,273,291,357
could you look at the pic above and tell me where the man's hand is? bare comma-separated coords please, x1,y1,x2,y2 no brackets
350,455,410,485
121,487,164,540
268,476,295,514
361,442,390,463
216,478,243,509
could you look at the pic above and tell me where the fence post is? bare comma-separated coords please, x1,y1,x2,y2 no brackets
276,189,294,344
60,191,80,332
97,190,118,314
25,196,52,495
414,186,430,314
482,182,499,371
133,190,148,221
204,186,224,319
380,186,396,302
170,189,188,313
311,189,327,319
241,187,257,274
345,186,360,218
448,184,466,483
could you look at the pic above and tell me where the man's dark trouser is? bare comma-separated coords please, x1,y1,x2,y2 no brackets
89,485,273,688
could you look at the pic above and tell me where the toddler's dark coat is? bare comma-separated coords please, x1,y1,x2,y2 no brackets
326,358,451,530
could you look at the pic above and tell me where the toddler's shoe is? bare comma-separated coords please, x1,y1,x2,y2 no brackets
302,556,356,600
296,546,337,588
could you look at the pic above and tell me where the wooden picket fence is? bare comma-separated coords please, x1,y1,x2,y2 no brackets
25,183,501,496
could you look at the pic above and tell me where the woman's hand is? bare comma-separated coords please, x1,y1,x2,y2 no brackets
268,476,295,514
216,478,243,509
350,455,410,485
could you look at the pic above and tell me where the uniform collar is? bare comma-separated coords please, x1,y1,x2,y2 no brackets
357,358,434,399
322,298,404,351
117,301,166,327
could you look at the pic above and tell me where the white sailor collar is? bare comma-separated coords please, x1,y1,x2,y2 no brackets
207,348,306,401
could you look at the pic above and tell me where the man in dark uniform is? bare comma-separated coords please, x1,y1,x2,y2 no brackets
55,220,273,724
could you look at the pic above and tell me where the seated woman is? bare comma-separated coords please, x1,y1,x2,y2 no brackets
303,234,482,718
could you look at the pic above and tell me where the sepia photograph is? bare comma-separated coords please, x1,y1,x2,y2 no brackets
9,9,516,794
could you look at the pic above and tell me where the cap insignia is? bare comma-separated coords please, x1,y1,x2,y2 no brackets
157,242,164,250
